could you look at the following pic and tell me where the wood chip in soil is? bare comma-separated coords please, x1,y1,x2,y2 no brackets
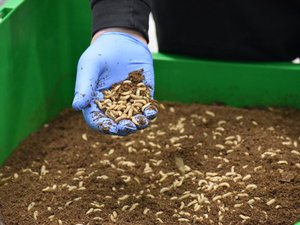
0,103,300,225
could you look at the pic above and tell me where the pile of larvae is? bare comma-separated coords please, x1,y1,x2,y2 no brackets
95,70,153,124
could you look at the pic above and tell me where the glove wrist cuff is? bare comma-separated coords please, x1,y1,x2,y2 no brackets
92,28,147,45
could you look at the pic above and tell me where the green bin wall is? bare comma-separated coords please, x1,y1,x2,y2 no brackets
0,0,91,165
154,54,300,107
1,0,300,168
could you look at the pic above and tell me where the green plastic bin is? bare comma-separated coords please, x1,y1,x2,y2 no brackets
1,0,300,164
0,1,300,223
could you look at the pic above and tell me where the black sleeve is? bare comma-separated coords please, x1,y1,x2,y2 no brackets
90,0,151,42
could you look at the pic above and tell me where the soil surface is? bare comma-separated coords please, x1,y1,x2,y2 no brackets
0,103,300,225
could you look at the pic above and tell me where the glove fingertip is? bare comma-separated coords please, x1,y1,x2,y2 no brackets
98,119,118,135
117,119,137,136
72,96,90,111
143,105,158,120
132,114,149,129
72,101,82,111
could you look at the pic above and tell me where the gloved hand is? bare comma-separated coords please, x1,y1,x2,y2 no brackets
72,32,157,136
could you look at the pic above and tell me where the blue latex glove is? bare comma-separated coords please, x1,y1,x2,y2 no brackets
72,32,157,135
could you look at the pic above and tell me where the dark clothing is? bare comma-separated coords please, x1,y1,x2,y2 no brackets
91,0,300,61
90,0,151,41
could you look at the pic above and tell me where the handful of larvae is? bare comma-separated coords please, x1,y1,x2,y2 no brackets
95,70,154,124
